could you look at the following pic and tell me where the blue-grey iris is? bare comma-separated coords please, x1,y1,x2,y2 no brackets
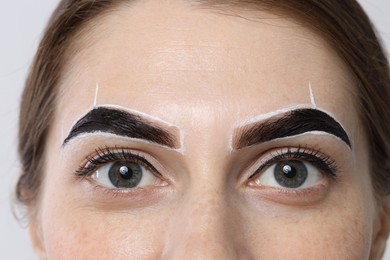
108,161,142,188
274,160,308,188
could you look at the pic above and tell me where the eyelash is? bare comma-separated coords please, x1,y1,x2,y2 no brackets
250,146,338,179
75,145,338,186
75,146,160,178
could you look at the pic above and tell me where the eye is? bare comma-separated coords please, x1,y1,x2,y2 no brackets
249,147,337,189
253,160,322,189
75,146,166,190
91,161,158,189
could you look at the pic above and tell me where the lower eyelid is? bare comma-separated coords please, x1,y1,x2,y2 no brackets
245,182,331,206
81,181,170,207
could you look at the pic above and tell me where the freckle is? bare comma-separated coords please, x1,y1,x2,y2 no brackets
353,217,359,226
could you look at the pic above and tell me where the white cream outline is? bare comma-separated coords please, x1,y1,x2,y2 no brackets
228,105,351,151
309,82,317,108
71,82,350,154
93,83,99,107
64,104,185,154
227,84,352,151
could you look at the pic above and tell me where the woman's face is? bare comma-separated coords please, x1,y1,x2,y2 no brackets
31,1,386,259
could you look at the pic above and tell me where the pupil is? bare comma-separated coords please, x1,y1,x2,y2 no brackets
282,165,296,178
274,160,308,188
119,166,132,179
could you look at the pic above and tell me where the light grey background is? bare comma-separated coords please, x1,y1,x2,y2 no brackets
0,1,389,259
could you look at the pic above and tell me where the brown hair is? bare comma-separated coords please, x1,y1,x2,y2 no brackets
17,0,390,208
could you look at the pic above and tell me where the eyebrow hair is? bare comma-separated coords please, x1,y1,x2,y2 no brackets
63,107,179,148
233,108,351,149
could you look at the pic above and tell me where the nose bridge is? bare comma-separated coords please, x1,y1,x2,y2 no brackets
161,183,240,259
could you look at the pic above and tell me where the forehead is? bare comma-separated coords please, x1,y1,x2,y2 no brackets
58,0,356,132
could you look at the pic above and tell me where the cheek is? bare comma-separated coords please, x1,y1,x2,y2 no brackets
40,206,168,259
242,197,374,259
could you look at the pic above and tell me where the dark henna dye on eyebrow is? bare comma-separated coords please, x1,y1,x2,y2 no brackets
234,108,351,149
63,107,178,148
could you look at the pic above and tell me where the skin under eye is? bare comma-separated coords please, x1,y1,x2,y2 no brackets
248,147,338,190
92,161,158,189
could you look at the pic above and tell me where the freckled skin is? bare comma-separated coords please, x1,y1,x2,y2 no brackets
29,0,389,259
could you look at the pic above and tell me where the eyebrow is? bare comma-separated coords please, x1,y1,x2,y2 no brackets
63,107,179,148
233,108,351,149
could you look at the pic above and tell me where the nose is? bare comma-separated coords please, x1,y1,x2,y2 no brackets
161,187,254,259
